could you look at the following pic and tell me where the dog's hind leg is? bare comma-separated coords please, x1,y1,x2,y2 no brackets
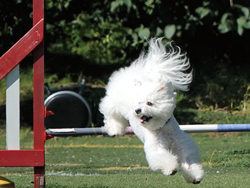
174,131,204,184
167,116,204,183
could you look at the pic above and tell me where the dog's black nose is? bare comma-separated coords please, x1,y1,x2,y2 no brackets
135,108,141,114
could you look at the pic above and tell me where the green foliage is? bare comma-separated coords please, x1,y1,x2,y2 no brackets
1,0,250,66
0,0,32,54
218,4,250,36
242,84,250,115
164,24,176,39
45,0,133,65
1,0,250,114
42,0,250,67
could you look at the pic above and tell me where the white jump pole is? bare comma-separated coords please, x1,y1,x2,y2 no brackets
6,65,20,150
46,123,250,136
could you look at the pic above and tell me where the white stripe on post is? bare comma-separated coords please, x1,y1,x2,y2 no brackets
6,65,20,150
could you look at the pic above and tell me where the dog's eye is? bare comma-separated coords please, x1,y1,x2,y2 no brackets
147,101,153,106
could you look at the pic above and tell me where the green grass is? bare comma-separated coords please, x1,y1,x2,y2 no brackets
1,129,250,187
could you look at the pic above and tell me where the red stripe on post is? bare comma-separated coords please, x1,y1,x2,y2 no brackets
0,150,44,167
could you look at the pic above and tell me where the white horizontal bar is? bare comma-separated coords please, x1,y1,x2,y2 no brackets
179,124,218,133
47,125,220,136
48,128,76,133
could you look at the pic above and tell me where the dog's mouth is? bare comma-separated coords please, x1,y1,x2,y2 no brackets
139,115,152,123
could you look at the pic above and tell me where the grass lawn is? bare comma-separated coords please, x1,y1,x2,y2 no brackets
1,128,250,187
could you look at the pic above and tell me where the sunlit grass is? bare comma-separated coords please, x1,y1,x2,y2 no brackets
1,129,250,187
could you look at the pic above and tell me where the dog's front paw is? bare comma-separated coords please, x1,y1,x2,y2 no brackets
146,149,179,176
105,126,125,136
181,163,204,184
170,169,178,176
152,159,179,176
104,122,126,137
162,168,178,176
193,179,201,184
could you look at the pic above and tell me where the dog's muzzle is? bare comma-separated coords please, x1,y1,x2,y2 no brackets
139,115,152,123
135,108,152,123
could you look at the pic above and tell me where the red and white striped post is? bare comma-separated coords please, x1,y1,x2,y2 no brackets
0,0,45,187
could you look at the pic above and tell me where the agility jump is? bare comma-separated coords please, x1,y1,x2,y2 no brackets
46,123,250,137
1,0,250,187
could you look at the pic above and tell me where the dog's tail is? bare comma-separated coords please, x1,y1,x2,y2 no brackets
136,38,192,91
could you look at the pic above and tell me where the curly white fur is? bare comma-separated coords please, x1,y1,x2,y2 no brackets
99,38,204,184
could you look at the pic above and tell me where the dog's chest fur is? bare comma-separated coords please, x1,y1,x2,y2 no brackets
155,125,177,152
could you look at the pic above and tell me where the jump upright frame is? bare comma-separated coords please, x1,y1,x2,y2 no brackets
0,0,45,187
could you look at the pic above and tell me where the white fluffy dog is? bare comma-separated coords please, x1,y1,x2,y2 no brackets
99,38,204,184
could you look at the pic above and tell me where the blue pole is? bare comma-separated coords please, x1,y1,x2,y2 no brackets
218,124,250,132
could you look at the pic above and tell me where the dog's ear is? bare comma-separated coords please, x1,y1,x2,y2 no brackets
134,79,142,86
156,76,166,92
157,87,164,92
157,80,173,93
